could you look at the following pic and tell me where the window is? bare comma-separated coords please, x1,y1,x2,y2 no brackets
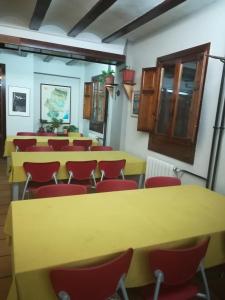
149,43,210,164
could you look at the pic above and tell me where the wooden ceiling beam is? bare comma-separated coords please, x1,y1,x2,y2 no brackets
29,0,52,30
68,0,117,37
102,0,187,43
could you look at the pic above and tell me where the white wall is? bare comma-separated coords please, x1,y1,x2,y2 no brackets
0,51,34,135
122,0,225,190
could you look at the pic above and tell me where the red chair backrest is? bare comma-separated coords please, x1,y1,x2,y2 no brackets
66,160,97,180
13,139,37,151
50,248,133,300
34,184,87,198
73,139,92,151
145,176,181,188
37,132,57,136
17,132,36,136
23,161,60,182
149,238,210,286
61,145,85,151
98,160,126,179
96,179,137,192
26,146,54,152
48,139,69,151
91,146,113,151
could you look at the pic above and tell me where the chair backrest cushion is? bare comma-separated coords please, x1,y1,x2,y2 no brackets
149,238,210,286
96,179,137,192
23,161,60,182
50,248,133,300
35,184,87,198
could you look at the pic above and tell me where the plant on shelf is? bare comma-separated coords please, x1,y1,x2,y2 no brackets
38,119,48,132
63,124,79,133
99,69,115,85
121,66,135,84
50,117,63,133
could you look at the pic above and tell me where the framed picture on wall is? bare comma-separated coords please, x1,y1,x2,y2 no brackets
40,84,71,123
8,86,30,117
131,90,140,117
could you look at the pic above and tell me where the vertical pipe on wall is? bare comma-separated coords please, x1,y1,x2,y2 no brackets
206,56,225,189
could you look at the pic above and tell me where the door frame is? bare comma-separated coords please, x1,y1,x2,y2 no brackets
0,64,6,157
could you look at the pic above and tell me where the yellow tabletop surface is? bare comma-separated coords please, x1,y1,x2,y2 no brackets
9,151,146,182
4,185,225,300
4,135,97,157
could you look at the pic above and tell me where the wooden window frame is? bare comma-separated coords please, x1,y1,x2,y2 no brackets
149,43,210,164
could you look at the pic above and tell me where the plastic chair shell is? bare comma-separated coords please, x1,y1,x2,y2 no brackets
91,146,113,151
96,179,137,193
61,145,85,151
98,159,126,181
145,176,181,188
50,248,133,300
34,184,87,198
48,139,69,151
13,138,37,151
26,146,54,152
73,139,92,151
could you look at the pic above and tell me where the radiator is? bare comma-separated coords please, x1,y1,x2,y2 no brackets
145,156,177,178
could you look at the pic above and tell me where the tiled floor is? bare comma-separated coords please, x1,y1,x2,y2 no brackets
0,158,224,300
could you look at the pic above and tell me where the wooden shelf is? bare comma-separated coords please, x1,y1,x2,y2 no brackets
123,83,136,100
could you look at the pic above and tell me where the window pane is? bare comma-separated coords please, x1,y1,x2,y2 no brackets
157,65,175,134
174,61,197,138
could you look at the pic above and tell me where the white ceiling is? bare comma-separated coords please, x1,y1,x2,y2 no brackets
0,0,219,45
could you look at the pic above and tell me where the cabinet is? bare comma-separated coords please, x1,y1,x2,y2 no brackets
83,82,93,120
137,67,160,132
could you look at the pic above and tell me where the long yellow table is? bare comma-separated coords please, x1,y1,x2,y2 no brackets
4,185,225,300
4,134,96,157
10,151,146,199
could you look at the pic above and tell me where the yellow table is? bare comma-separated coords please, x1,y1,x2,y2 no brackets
4,135,96,157
10,151,146,199
4,185,225,300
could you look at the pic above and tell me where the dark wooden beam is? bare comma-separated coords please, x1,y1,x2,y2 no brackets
102,0,187,43
29,0,52,30
68,0,117,37
0,34,125,65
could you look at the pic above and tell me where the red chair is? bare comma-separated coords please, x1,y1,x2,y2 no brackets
91,146,113,151
17,132,36,136
50,248,133,300
61,145,85,151
143,238,210,300
98,160,126,181
48,139,69,151
13,138,37,151
73,139,92,151
37,132,57,136
66,160,97,188
96,179,137,193
22,161,60,200
34,184,87,198
26,146,54,152
145,176,181,188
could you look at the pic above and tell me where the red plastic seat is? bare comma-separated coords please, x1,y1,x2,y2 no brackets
98,159,126,181
50,248,133,300
91,146,113,151
66,160,97,188
26,146,54,152
34,184,87,198
73,139,92,151
145,176,181,188
17,132,36,136
13,138,37,151
22,161,60,200
143,238,210,300
61,145,85,151
48,139,69,151
96,179,137,193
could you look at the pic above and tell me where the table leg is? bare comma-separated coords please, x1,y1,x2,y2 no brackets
138,174,145,188
12,183,19,201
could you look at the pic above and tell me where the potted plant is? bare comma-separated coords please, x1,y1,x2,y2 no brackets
51,117,63,133
121,66,135,84
99,69,115,85
38,119,48,132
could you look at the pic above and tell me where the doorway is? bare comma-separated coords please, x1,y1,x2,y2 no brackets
0,64,6,157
